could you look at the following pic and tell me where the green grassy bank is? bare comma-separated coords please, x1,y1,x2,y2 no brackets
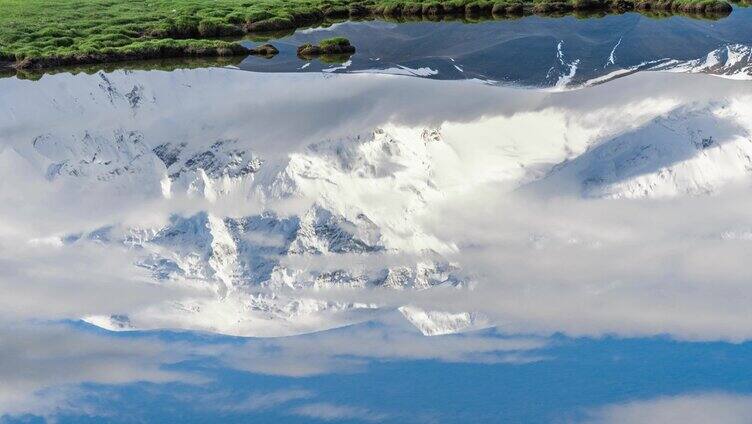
0,0,734,69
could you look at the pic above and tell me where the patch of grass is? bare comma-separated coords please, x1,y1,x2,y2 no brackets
297,36,354,56
319,36,352,47
0,0,735,68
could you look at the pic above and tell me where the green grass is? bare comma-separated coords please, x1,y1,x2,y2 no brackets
0,0,734,68
0,0,275,62
319,36,352,47
0,0,375,62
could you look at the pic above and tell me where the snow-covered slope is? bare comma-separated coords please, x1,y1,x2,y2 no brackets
658,44,752,81
532,102,752,198
399,306,488,336
583,44,752,88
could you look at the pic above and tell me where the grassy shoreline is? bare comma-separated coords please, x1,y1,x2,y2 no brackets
0,0,735,70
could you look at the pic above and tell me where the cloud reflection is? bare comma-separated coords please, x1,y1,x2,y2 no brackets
581,393,752,424
3,66,752,421
3,69,752,341
0,323,194,418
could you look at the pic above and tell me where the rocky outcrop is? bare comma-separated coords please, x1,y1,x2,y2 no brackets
249,43,279,56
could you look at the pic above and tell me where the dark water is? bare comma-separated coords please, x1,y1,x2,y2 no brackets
240,7,752,86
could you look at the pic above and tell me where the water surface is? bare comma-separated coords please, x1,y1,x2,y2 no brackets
240,8,752,87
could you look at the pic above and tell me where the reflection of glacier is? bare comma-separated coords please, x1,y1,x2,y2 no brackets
4,68,752,336
533,104,752,199
583,44,752,88
657,44,752,80
548,40,580,90
54,126,471,336
3,70,488,336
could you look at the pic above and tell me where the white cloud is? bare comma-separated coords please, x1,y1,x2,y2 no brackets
0,322,196,418
215,323,545,377
292,402,389,422
0,238,204,321
297,184,752,341
580,393,752,424
222,389,315,412
420,185,752,341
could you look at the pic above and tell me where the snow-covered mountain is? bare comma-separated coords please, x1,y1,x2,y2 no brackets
3,67,752,336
